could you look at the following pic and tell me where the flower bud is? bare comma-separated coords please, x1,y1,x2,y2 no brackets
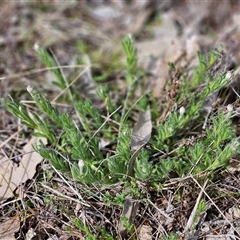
27,85,33,93
78,159,85,169
227,104,233,112
179,106,185,115
33,43,39,51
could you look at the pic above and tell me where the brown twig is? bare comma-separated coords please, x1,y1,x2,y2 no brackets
158,69,181,124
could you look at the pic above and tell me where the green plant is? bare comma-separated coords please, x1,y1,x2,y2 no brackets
192,199,207,230
3,35,240,238
34,44,66,89
162,233,179,240
102,191,125,206
74,218,97,240
120,215,134,235
74,218,114,240
4,38,240,184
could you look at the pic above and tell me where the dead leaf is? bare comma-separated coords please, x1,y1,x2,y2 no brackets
232,206,240,219
138,225,152,240
127,107,152,177
0,135,47,203
25,228,36,240
0,216,20,240
118,196,139,238
119,107,152,238
130,107,152,152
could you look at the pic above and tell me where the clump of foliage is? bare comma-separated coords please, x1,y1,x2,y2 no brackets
3,35,240,238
